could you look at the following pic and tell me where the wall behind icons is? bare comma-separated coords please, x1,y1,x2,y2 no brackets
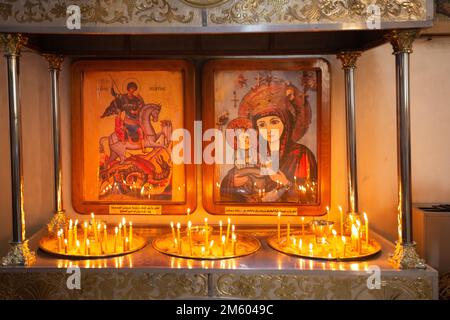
1,37,450,256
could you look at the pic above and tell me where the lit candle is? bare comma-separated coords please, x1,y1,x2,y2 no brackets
201,246,205,257
68,219,73,250
287,222,291,244
356,219,362,253
170,221,176,247
301,216,305,235
83,221,88,245
204,218,209,245
219,220,223,239
209,240,214,256
86,239,90,255
351,224,358,252
76,240,80,254
118,222,123,241
74,219,78,244
91,212,95,229
341,236,346,257
64,239,68,254
309,242,314,256
122,217,127,238
129,221,133,248
125,237,129,251
187,220,192,253
187,208,191,216
114,227,118,253
339,206,343,236
57,230,62,252
177,222,181,253
326,206,330,221
231,224,235,237
232,233,237,255
174,238,179,254
97,223,101,242
103,224,108,252
226,218,231,244
222,235,226,256
298,238,303,254
363,212,369,246
332,229,337,257
277,212,281,243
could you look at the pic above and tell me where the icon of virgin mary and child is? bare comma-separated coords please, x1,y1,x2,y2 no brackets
219,79,318,203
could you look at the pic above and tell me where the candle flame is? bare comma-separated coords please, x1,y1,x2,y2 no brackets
219,220,222,227
170,221,174,228
122,217,126,225
209,240,214,247
222,235,226,244
278,211,281,218
176,222,181,229
76,240,80,247
115,227,118,234
188,220,192,228
91,212,95,219
187,208,191,215
232,233,236,241
338,206,343,213
363,212,368,222
332,229,337,236
342,236,346,243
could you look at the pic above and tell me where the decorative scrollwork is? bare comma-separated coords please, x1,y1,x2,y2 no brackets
210,0,426,25
136,0,194,23
213,273,434,299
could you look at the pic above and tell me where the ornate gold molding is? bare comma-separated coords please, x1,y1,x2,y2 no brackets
0,33,28,56
389,241,426,270
337,51,362,69
1,241,36,266
42,54,64,71
213,273,433,299
386,29,420,54
209,0,426,25
0,272,208,299
0,1,428,27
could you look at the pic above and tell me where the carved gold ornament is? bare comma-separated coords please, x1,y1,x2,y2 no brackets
212,273,433,299
1,241,36,266
0,33,28,56
337,51,362,69
42,54,64,71
209,0,426,25
389,241,426,269
386,29,420,54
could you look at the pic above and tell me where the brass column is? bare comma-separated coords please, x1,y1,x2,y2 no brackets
337,51,361,215
43,54,67,234
386,29,425,269
1,33,35,266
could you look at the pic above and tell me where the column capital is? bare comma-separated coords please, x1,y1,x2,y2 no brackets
42,54,64,71
336,51,361,69
0,33,28,56
385,29,420,54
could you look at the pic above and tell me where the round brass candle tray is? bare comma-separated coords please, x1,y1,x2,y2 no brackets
267,232,381,261
152,232,261,260
39,233,147,259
